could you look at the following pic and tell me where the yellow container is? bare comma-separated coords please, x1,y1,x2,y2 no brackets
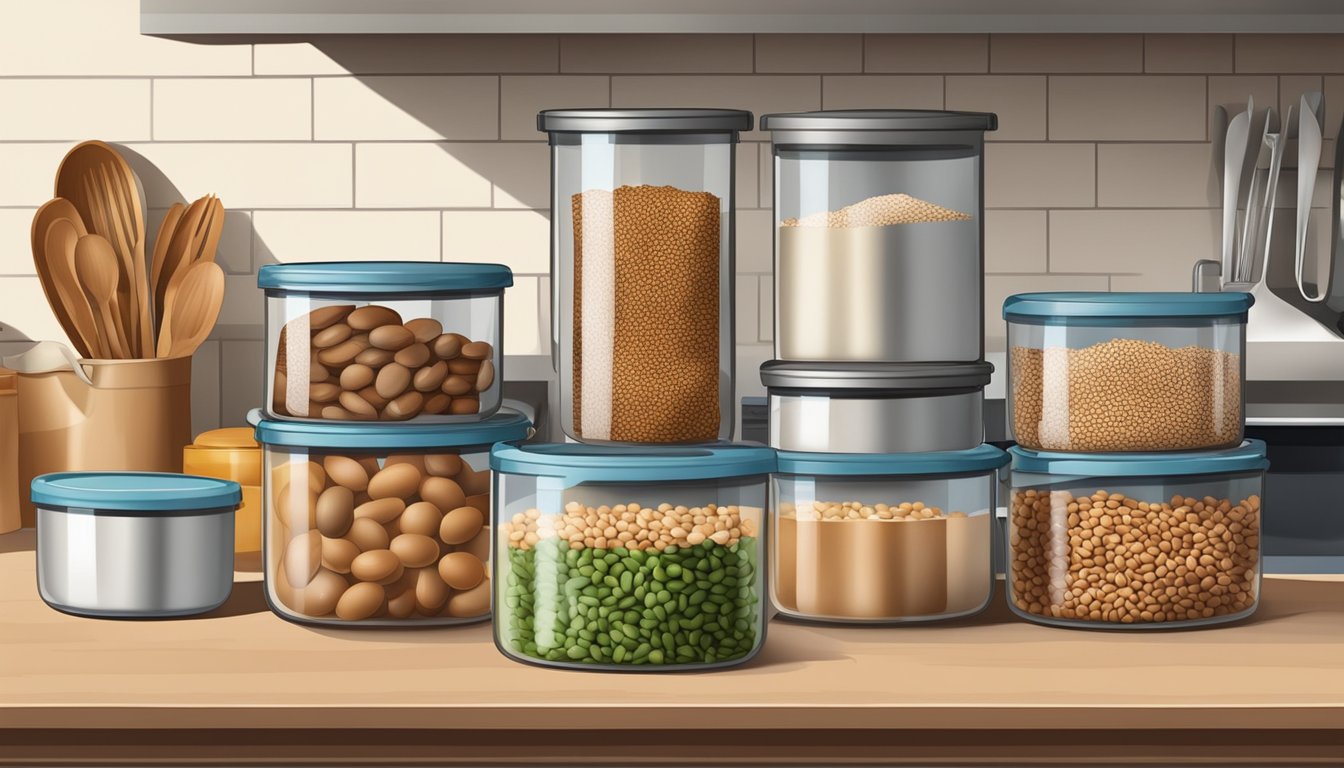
184,427,262,552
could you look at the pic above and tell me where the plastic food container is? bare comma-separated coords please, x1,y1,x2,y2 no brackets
1007,440,1266,629
253,408,531,626
1004,292,1252,453
259,262,512,424
490,441,774,671
761,360,990,453
772,446,1007,623
184,428,262,553
33,472,241,618
539,109,752,444
761,110,997,364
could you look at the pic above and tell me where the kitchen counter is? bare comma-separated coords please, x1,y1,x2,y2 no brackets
2,529,1342,765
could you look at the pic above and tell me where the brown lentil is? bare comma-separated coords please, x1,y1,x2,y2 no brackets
273,303,496,421
1008,488,1260,626
269,452,491,622
1010,338,1242,452
571,184,721,442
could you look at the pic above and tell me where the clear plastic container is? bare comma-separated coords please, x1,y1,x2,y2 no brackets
761,360,990,453
490,441,774,671
1007,440,1266,629
761,110,997,363
259,262,512,423
772,446,1007,623
253,409,531,626
539,109,752,444
1004,292,1253,453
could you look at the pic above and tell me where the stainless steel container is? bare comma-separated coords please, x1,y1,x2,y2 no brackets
761,361,991,453
33,472,241,618
761,110,996,363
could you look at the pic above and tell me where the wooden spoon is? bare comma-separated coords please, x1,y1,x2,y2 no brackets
45,219,104,359
74,234,128,359
155,196,209,330
30,198,91,355
157,261,223,359
149,202,185,336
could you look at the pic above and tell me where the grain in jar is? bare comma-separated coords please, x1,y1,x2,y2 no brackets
541,108,750,445
1006,440,1267,629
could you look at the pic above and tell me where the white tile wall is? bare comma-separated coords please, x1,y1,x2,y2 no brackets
0,9,1339,430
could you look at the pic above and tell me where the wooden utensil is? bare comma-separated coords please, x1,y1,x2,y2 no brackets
56,141,152,357
44,219,103,359
74,235,128,359
149,202,185,335
155,196,210,331
30,198,91,355
157,261,223,359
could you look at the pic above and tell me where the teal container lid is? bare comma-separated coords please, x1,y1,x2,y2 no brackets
491,442,775,484
31,472,242,514
776,444,1008,476
1003,291,1254,321
258,262,513,295
252,407,532,450
1010,440,1268,477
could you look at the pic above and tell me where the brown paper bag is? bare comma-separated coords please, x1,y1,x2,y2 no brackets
0,371,18,534
14,354,191,527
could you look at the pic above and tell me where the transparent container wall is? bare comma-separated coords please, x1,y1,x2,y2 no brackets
552,133,735,444
264,446,492,626
265,291,503,423
495,474,766,670
771,472,994,623
1007,471,1262,628
774,147,982,362
1007,318,1245,452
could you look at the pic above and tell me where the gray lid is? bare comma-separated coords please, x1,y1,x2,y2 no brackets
760,109,998,133
760,360,994,392
538,108,754,133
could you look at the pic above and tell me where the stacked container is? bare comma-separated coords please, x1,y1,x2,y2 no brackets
1002,291,1264,628
497,108,770,671
759,109,1006,623
253,261,525,626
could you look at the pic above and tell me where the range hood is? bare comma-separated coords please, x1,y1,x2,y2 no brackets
142,0,1344,36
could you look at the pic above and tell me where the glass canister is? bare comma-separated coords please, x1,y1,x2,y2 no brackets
1004,292,1252,452
539,109,753,444
1007,441,1266,629
184,428,263,553
490,441,774,671
259,262,512,423
253,408,531,626
761,110,997,363
772,446,1007,623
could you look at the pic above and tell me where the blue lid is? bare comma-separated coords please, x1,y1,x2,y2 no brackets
776,444,1008,476
490,442,775,484
252,407,532,450
1003,291,1254,320
1010,440,1268,477
258,262,513,294
31,472,242,513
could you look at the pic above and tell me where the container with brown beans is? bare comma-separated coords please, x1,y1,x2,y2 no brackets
1007,440,1267,629
259,262,512,424
253,408,532,626
1003,292,1251,453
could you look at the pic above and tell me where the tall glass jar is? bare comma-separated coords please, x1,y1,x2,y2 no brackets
761,110,996,364
539,109,752,444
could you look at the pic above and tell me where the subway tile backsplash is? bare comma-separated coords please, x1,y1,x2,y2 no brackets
1,1,1339,434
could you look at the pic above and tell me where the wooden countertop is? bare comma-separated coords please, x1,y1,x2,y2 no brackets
2,529,1342,765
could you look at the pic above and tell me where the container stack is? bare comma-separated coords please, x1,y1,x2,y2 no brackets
485,108,773,672
252,262,529,627
1001,291,1266,628
757,110,1009,624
